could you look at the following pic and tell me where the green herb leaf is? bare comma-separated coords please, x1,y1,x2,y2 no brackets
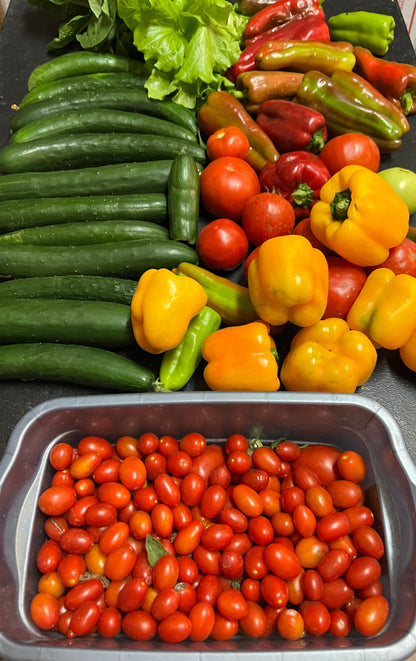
145,534,169,568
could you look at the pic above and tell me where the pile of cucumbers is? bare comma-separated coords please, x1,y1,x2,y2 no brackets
0,51,205,392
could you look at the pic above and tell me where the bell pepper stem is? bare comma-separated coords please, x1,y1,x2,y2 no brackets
330,189,352,220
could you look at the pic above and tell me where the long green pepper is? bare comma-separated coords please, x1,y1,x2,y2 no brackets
328,11,395,57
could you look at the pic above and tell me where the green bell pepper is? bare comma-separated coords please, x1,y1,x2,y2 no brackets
328,11,395,57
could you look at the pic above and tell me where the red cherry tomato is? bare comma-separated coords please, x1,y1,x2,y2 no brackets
277,608,305,640
354,595,390,637
320,133,380,174
299,599,331,635
206,126,250,161
78,435,113,459
264,542,302,580
30,592,60,630
200,156,260,221
197,217,249,271
122,610,157,640
38,485,77,516
241,192,295,246
239,600,268,638
49,443,74,470
157,611,192,643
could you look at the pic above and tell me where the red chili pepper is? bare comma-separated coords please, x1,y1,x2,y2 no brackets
243,0,322,41
256,99,327,154
259,151,331,219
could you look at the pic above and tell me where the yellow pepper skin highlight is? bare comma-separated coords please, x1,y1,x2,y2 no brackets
347,267,416,350
280,317,377,393
310,165,409,267
130,268,207,354
400,330,416,372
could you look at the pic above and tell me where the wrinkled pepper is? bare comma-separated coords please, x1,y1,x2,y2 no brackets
259,151,331,219
158,306,222,391
176,262,259,326
256,99,327,154
247,234,329,328
280,318,378,393
347,267,416,350
400,329,416,373
243,0,322,39
255,40,356,76
197,91,279,172
201,320,280,391
328,11,395,57
236,70,304,109
130,268,207,354
310,165,409,267
295,70,405,152
353,46,416,115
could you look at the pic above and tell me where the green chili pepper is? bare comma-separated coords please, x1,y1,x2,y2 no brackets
328,11,395,57
158,306,221,391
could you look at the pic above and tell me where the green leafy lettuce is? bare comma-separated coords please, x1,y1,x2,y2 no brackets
116,0,248,109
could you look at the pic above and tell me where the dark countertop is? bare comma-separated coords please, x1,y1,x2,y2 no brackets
0,0,415,461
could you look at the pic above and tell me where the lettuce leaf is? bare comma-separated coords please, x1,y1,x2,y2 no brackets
116,0,248,109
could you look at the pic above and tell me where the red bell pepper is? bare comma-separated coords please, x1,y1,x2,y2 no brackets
256,99,327,153
243,0,322,40
259,150,331,219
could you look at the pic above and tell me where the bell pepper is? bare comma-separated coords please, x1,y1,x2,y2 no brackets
247,234,329,328
295,70,405,152
353,46,416,115
255,40,356,76
280,318,377,393
239,0,285,16
130,268,207,354
256,99,327,154
243,0,322,40
347,268,416,350
236,70,304,109
201,320,280,391
310,165,409,268
158,306,222,391
328,11,395,57
259,151,331,219
197,91,279,172
399,329,416,373
227,11,329,82
176,262,259,326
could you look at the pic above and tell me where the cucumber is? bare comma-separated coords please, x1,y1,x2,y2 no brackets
168,152,200,244
20,72,147,107
11,109,197,145
0,275,138,303
11,88,197,134
0,161,173,202
0,343,155,391
0,220,169,245
0,194,168,232
0,134,206,174
0,299,135,346
0,238,198,278
27,52,144,91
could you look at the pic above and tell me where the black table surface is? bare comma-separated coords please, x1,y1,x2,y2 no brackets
0,0,415,461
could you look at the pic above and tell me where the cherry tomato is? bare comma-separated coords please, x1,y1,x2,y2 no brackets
277,608,305,640
158,611,192,643
316,511,351,542
96,481,131,509
261,573,289,609
323,256,368,319
247,515,274,546
299,599,331,636
321,577,354,609
317,548,351,582
153,473,181,507
200,156,260,221
219,549,245,580
206,126,250,161
116,435,140,459
295,535,329,569
326,479,364,509
239,600,268,637
352,526,385,559
241,468,269,492
220,506,248,533
152,554,179,591
329,609,352,638
30,592,60,630
354,595,390,637
57,554,86,588
105,543,137,581
122,610,157,640
202,523,234,551
49,443,74,470
150,503,172,539
92,458,120,484
97,607,122,638
173,520,204,555
280,486,305,514
271,511,295,537
345,556,381,590
64,578,104,611
38,571,65,599
70,452,102,480
292,444,341,485
232,484,263,517
59,527,94,555
38,485,77,516
302,569,324,601
200,484,227,519
217,588,248,621
191,444,226,485
244,545,268,579
118,456,146,490
85,502,117,527
129,510,152,540
197,218,249,271
44,516,68,542
37,539,62,573
78,435,113,459
179,432,206,457
293,504,317,538
241,192,295,246
319,133,380,174
227,449,253,475
252,446,282,474
137,431,159,455
264,542,301,580
116,577,148,612
99,521,130,555
344,505,375,531
337,450,367,482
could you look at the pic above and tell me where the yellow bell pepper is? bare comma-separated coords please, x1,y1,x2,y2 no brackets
247,234,329,328
310,165,409,267
346,267,416,350
280,318,377,393
201,320,280,391
400,330,416,373
130,268,207,354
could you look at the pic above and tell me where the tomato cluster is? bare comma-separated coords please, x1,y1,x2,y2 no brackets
30,432,390,643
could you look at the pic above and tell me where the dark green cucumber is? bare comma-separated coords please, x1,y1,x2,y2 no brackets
0,220,169,245
0,239,198,278
11,88,197,134
20,72,147,107
168,152,200,244
0,299,135,346
11,109,197,145
0,134,206,174
0,343,155,391
0,194,168,232
0,275,137,303
27,52,144,91
0,161,173,202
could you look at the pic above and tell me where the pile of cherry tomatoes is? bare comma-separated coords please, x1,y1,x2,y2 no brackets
30,430,390,644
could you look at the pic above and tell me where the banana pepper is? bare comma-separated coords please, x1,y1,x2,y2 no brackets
346,267,416,350
247,234,329,328
201,320,280,391
280,318,378,393
130,268,207,354
310,165,409,267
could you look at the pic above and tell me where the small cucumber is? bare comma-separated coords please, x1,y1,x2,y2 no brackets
0,133,206,174
0,298,135,347
27,52,144,91
0,193,168,232
0,343,155,392
0,275,138,304
0,220,169,245
168,152,201,244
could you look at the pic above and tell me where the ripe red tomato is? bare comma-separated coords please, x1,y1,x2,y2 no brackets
354,595,390,637
158,611,192,643
64,578,104,611
217,588,248,621
241,192,295,246
264,542,301,580
78,435,113,459
337,450,367,482
122,610,157,640
30,592,60,630
326,479,364,509
319,133,380,174
240,600,268,637
49,443,74,470
292,444,342,486
368,237,416,278
277,608,305,640
261,573,289,609
323,256,368,319
197,218,249,271
299,599,331,635
206,126,250,161
38,485,77,516
345,556,381,590
352,526,385,559
189,601,216,641
317,548,351,582
97,606,122,638
200,156,260,220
